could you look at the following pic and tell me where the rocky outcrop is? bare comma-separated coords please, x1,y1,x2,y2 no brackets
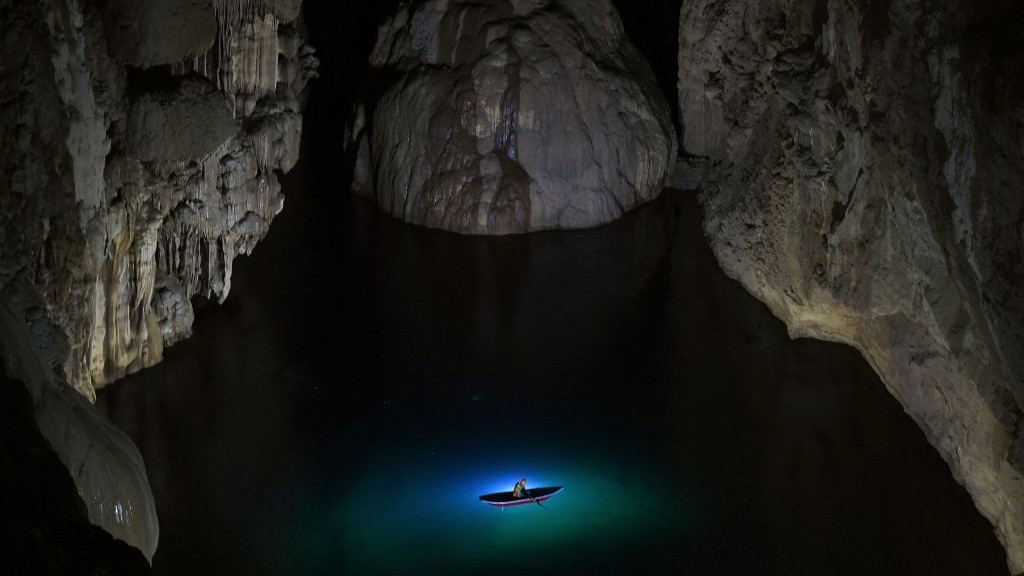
0,0,317,400
678,0,1024,571
1,361,151,575
0,0,316,560
349,0,677,234
0,298,158,563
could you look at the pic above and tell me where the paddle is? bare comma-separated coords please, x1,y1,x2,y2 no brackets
525,489,545,509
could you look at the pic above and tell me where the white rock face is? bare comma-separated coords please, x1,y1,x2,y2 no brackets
350,0,677,234
0,0,316,561
678,0,1024,571
0,299,159,561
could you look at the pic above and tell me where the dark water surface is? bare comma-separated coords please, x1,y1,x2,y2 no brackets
98,149,1009,575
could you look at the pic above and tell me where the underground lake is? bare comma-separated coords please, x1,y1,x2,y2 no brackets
3,0,1021,574
97,155,1010,575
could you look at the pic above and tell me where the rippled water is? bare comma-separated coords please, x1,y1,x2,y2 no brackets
98,154,1009,574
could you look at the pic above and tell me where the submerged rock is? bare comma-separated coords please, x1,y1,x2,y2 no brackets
678,0,1024,570
349,0,677,234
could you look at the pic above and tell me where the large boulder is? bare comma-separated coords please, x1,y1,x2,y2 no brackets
678,0,1024,571
349,0,677,234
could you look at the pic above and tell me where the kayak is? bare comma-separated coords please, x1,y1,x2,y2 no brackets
478,486,563,507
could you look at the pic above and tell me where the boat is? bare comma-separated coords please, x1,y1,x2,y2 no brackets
478,486,563,507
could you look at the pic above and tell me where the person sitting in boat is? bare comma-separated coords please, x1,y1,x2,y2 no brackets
513,478,527,498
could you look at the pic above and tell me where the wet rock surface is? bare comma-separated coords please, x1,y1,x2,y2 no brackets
349,0,677,234
678,0,1024,570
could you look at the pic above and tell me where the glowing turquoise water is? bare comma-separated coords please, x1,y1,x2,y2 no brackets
332,447,682,573
269,393,691,575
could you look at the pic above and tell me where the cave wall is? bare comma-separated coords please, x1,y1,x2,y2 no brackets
0,0,316,560
0,0,317,402
677,0,1024,571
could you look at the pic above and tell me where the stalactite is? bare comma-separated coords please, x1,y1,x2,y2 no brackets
3,0,314,418
203,0,281,117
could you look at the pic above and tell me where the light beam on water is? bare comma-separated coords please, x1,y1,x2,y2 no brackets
279,422,690,574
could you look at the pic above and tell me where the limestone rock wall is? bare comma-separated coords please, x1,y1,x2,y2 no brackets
0,297,159,562
0,0,317,402
677,0,1024,571
349,0,677,234
0,0,316,560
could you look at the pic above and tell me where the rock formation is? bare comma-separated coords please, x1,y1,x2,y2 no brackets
0,0,316,560
1,361,151,575
0,0,317,401
0,299,158,563
677,0,1024,571
349,0,677,234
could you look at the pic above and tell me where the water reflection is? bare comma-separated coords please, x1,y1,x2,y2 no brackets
99,170,1008,574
